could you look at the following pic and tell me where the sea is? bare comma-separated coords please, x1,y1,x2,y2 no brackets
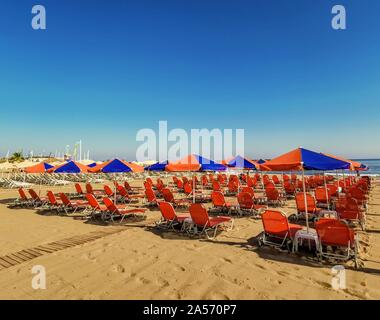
324,159,380,176
354,159,380,176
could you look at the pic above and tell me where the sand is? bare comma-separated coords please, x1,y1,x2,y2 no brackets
0,178,379,300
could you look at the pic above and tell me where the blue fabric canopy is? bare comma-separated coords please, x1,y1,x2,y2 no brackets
54,161,85,173
300,148,351,170
195,155,226,171
98,158,133,173
43,163,54,170
228,155,258,170
257,159,266,164
144,161,168,171
87,162,97,168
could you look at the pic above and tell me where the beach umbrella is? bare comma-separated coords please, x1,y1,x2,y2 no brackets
227,155,258,170
89,159,144,203
24,162,54,173
49,161,90,173
263,147,350,231
227,155,262,170
144,161,168,171
89,158,144,173
165,154,226,172
257,159,266,164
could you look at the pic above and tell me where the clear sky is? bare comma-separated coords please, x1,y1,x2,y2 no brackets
0,0,379,160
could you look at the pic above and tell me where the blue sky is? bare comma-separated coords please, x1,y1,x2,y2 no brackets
0,0,379,160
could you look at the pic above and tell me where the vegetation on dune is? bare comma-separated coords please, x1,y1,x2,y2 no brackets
8,152,25,163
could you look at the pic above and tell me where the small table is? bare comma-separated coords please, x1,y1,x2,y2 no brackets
292,229,319,253
182,217,195,232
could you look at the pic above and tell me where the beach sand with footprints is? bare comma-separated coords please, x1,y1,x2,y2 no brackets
0,178,379,300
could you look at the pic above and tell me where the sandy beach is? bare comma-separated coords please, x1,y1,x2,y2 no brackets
0,177,379,300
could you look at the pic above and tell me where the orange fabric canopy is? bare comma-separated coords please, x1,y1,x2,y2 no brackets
165,155,202,172
24,162,53,173
262,148,304,171
125,162,144,172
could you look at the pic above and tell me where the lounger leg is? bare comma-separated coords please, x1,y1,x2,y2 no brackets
213,225,218,239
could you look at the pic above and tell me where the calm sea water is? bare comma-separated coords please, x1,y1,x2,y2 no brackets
355,159,380,175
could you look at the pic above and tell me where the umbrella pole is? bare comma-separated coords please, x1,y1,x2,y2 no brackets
302,167,309,232
193,173,195,204
114,174,117,204
324,173,329,210
335,170,340,194
342,169,346,192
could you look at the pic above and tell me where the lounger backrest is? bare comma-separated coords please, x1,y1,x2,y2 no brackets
237,192,253,207
315,218,354,247
189,203,210,226
327,184,338,196
242,187,255,198
201,175,208,186
103,197,118,213
272,175,280,184
28,189,40,200
315,187,329,202
75,183,83,194
264,180,275,189
158,201,176,221
145,187,156,202
345,197,360,212
295,192,316,212
104,185,114,197
157,178,164,186
117,186,129,197
146,177,154,186
85,193,100,209
18,188,28,200
143,181,151,190
86,183,93,194
124,181,132,190
228,180,238,192
59,193,71,206
162,188,174,202
183,182,192,195
247,177,256,188
284,182,295,193
157,183,165,192
212,181,221,191
348,188,366,200
47,191,57,205
176,180,183,189
261,210,289,235
211,191,225,207
266,187,279,200
335,197,347,213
